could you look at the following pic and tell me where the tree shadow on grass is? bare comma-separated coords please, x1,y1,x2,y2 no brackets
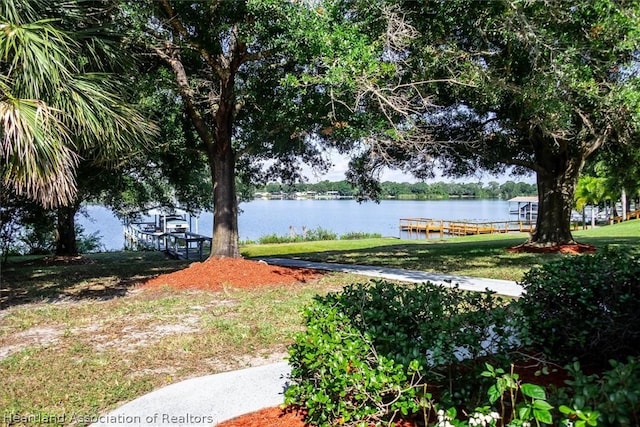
0,251,192,309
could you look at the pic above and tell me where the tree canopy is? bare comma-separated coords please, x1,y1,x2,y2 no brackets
134,0,382,257
0,0,156,208
351,0,640,246
4,0,640,254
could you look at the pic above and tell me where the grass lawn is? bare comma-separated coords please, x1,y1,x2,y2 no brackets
1,220,638,425
243,220,640,281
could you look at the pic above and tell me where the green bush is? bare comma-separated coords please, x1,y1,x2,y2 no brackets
257,226,337,244
285,302,423,426
257,233,299,244
305,227,337,241
340,232,383,240
285,281,517,425
514,248,640,366
557,357,640,426
327,281,515,372
76,228,103,253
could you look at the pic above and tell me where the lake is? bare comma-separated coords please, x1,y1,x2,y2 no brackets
77,199,519,251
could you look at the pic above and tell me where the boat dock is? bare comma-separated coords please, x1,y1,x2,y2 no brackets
124,221,212,260
399,218,535,239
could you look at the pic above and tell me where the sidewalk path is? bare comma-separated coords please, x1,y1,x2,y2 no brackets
261,258,523,297
91,362,290,427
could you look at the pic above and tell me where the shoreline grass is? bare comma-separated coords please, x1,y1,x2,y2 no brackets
1,220,639,425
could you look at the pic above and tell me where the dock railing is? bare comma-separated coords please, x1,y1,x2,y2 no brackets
124,222,212,259
165,232,212,260
399,218,535,239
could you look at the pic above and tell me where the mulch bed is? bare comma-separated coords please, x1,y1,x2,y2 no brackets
142,257,322,291
507,242,596,254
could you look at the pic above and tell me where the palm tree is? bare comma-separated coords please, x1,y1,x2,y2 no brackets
0,0,155,209
574,175,608,228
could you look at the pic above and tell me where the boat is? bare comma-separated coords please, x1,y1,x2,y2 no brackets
162,214,189,233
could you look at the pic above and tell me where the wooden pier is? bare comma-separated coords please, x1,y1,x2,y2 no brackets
399,218,535,239
124,222,212,260
613,209,640,223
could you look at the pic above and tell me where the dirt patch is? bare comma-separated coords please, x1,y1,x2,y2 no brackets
89,320,201,353
507,242,596,254
0,326,62,361
142,258,322,291
42,255,97,266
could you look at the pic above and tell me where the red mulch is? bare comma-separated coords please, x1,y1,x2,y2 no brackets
142,257,322,291
216,406,419,427
507,243,596,254
216,407,307,427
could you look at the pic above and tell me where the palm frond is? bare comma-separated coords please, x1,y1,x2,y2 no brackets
0,95,78,207
0,0,157,207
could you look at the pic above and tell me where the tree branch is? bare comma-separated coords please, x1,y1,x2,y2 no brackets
152,43,215,149
157,0,227,79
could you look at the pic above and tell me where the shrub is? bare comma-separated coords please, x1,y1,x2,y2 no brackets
257,226,337,244
257,233,300,244
514,248,640,366
284,302,423,426
304,226,337,241
558,357,640,427
76,228,104,253
285,280,517,425
327,281,515,372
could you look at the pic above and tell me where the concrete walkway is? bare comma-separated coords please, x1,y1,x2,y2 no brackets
91,362,291,427
261,257,523,297
91,259,522,426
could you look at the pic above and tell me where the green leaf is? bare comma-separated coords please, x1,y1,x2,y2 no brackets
558,405,573,414
533,408,553,424
487,384,501,404
521,383,547,400
533,400,553,411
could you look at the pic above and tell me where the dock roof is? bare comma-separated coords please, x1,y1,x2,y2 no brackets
508,196,538,203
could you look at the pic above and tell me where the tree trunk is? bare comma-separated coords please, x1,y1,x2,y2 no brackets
56,204,79,256
208,76,240,258
209,148,240,258
528,161,582,247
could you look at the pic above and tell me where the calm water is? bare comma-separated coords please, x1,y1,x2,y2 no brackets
78,199,516,251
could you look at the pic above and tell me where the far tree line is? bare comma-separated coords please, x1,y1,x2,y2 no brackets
259,180,537,200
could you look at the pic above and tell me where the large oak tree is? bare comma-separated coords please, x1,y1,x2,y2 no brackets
138,0,372,257
350,0,640,247
416,0,640,247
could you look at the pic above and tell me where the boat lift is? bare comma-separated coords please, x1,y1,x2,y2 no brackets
123,208,211,260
